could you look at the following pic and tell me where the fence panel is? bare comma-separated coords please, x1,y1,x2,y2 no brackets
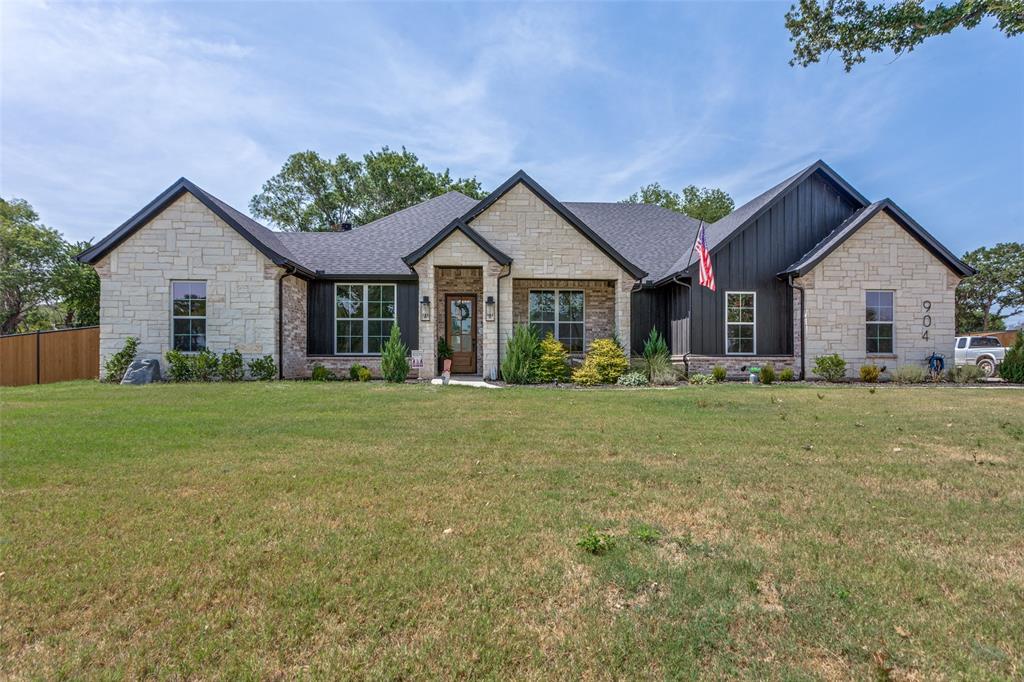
0,327,99,387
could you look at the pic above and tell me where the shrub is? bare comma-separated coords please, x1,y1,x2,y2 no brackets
349,364,371,382
571,363,602,386
645,352,678,385
633,524,661,544
813,354,847,382
380,323,410,383
164,349,194,382
535,332,570,383
248,355,277,381
892,365,926,384
218,349,244,381
999,333,1024,383
103,336,139,383
711,365,727,383
948,364,983,384
859,364,881,383
616,371,649,387
759,363,776,385
311,364,336,382
502,324,540,384
191,349,219,382
577,528,615,555
572,338,629,385
779,367,795,382
688,373,715,385
642,328,669,361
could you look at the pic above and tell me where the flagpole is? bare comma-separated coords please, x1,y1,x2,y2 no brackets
686,219,704,270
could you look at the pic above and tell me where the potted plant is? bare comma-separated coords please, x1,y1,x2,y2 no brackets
437,337,453,374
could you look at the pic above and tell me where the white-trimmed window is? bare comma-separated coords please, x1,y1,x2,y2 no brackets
335,283,396,354
866,291,894,354
171,281,207,352
529,289,584,352
725,291,755,355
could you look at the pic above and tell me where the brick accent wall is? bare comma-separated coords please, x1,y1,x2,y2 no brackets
683,355,797,377
795,211,960,376
281,275,307,378
511,278,616,350
94,193,280,378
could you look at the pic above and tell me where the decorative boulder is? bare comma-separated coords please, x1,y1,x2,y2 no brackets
121,358,161,385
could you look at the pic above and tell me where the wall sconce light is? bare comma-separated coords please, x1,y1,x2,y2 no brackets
420,295,431,322
485,295,496,322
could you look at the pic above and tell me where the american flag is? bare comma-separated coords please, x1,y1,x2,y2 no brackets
694,223,716,291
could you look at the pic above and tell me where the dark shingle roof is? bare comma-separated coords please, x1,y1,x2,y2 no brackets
780,199,975,278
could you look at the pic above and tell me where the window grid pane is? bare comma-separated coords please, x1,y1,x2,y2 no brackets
335,284,396,355
171,281,207,352
726,292,754,354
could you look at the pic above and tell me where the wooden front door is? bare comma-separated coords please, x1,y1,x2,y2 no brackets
445,294,477,374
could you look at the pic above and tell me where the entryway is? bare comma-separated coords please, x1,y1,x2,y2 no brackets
445,294,477,374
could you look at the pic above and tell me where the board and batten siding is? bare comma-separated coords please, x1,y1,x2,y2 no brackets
630,283,690,356
684,172,862,356
305,280,418,355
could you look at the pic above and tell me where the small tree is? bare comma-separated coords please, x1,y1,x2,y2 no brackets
380,323,410,382
535,332,570,383
643,328,669,361
998,333,1024,384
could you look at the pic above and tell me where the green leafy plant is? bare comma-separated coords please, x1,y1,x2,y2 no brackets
437,337,453,361
859,364,881,383
248,355,277,381
348,364,371,382
892,365,926,384
311,363,336,382
616,371,649,387
688,373,715,385
191,349,219,382
218,349,244,382
572,338,629,385
534,332,571,383
642,328,669,361
711,365,727,382
779,367,795,382
644,352,677,386
103,336,139,383
759,363,776,385
948,364,984,384
813,354,847,382
164,349,194,382
501,324,540,384
380,323,410,383
577,528,615,555
998,333,1024,383
632,524,661,545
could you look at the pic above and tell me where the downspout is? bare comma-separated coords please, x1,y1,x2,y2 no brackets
788,274,806,380
495,264,512,378
673,273,692,376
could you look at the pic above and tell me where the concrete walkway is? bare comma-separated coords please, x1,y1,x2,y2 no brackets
429,376,502,389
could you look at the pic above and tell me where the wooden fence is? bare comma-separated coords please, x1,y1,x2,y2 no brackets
0,326,100,387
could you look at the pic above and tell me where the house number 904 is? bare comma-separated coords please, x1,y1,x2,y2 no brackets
921,300,932,340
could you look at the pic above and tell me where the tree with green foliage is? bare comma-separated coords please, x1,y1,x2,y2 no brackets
53,239,100,327
380,323,410,383
250,146,487,232
786,0,1024,71
955,242,1023,332
622,183,734,223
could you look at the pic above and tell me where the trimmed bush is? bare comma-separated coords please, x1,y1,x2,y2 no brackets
759,363,776,385
349,364,371,382
948,364,983,384
103,336,139,383
572,338,629,385
502,324,540,384
711,365,727,383
191,349,219,382
642,328,669,361
380,323,410,383
813,354,847,382
311,364,336,382
616,371,649,387
688,373,714,385
164,350,194,382
218,349,244,382
998,333,1024,383
248,355,276,381
859,364,881,383
535,332,570,383
779,368,795,382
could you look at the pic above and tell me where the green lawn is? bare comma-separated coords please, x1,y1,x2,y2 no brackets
2,381,1022,679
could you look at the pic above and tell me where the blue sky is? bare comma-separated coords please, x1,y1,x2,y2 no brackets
2,1,1022,259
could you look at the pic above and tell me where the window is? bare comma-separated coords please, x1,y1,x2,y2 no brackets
529,289,584,352
335,284,396,354
171,281,207,352
866,291,894,354
970,336,1001,348
725,292,755,354
957,337,968,349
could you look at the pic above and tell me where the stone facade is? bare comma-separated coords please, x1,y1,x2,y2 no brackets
435,267,484,374
94,193,281,378
511,278,616,354
795,211,960,376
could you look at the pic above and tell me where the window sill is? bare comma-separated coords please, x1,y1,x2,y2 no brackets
866,354,897,359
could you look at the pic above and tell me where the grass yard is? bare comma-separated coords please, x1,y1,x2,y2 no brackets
2,381,1022,679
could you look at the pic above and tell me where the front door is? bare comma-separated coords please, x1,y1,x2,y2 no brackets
446,294,477,374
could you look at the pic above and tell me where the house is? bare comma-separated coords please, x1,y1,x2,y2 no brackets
77,161,974,380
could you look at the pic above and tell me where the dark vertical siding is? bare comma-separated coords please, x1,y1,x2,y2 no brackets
631,282,690,356
686,173,861,355
307,280,419,355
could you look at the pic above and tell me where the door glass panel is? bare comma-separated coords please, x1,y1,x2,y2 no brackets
450,299,473,354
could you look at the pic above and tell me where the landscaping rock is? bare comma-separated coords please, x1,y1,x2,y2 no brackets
121,358,161,385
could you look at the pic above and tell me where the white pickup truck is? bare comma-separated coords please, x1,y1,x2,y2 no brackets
953,336,1007,377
